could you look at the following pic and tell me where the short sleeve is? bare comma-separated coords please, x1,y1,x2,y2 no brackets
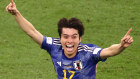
41,36,53,53
92,47,107,62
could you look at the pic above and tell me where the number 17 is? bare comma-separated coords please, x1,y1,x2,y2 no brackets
63,69,75,79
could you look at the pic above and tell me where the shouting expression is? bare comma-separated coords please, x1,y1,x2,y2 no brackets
60,28,81,58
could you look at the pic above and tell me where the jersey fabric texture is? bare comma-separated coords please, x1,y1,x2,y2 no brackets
41,36,106,79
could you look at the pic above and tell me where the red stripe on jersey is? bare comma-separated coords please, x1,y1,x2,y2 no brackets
95,64,97,79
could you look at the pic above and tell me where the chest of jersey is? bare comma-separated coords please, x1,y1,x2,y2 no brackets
41,37,104,79
50,48,97,79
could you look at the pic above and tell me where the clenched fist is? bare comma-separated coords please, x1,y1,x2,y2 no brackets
6,0,18,15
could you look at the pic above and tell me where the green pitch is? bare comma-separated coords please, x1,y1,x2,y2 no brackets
0,0,140,79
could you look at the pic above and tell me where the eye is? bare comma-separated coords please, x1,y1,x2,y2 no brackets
72,36,77,39
63,35,68,39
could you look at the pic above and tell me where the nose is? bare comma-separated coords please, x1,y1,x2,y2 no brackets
67,37,73,43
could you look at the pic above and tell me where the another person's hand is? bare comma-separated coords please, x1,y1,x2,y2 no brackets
6,0,18,15
121,28,133,48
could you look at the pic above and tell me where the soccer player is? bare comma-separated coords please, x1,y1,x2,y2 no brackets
6,0,133,79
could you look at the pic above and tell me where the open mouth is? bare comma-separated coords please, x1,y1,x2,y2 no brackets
66,45,74,52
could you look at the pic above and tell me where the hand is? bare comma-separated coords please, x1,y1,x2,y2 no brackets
121,28,133,48
6,0,18,15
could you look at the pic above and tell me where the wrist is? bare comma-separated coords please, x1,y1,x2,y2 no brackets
13,10,20,16
119,43,126,49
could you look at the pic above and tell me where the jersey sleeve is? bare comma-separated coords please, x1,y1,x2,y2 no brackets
41,36,53,54
92,45,107,62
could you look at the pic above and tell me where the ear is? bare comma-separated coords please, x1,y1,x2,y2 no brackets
79,37,82,42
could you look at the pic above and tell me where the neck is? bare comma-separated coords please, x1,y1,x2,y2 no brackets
64,50,78,58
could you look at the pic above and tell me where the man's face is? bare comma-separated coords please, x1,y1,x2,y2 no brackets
60,28,81,58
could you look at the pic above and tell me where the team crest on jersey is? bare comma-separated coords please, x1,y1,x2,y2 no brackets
73,60,83,71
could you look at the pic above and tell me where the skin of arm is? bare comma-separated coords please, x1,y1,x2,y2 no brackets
6,0,43,46
100,28,133,59
100,44,125,59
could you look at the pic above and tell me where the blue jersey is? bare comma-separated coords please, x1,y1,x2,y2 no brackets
41,36,106,79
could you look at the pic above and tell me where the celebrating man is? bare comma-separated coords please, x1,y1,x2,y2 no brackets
6,0,133,79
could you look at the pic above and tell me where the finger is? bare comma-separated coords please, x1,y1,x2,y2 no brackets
6,4,11,11
10,0,14,4
128,37,133,43
130,39,134,43
10,0,15,7
124,35,131,42
124,28,132,37
6,3,13,12
6,5,9,12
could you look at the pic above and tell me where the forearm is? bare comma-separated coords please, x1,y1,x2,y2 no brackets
100,43,125,59
6,1,43,46
14,11,37,36
14,11,43,45
107,44,125,56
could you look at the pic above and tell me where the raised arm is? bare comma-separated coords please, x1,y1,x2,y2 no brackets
100,28,133,59
6,0,43,46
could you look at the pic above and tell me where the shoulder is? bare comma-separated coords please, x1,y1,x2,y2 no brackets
43,36,61,45
78,43,98,52
53,38,61,46
41,36,62,52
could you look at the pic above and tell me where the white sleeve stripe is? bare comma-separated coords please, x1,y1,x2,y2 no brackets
93,48,101,54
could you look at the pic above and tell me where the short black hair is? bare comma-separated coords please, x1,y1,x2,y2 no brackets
58,18,85,37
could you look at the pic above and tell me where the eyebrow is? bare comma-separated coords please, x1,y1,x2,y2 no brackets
62,33,78,36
